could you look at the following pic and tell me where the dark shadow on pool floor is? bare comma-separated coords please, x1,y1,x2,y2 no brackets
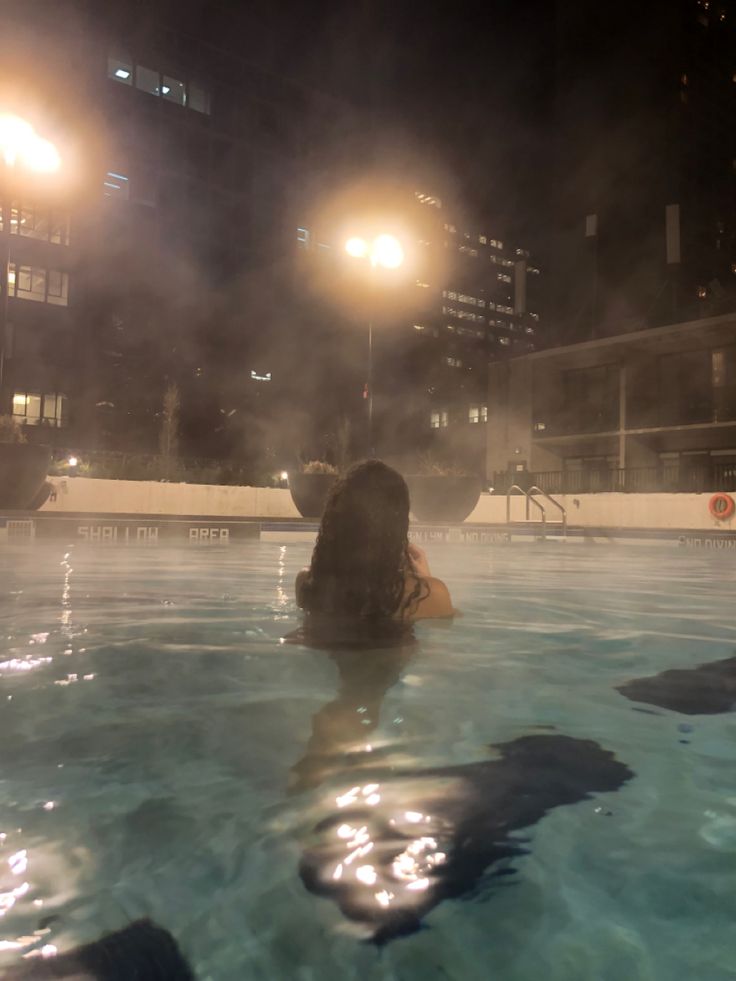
617,654,736,715
287,623,633,944
299,732,633,944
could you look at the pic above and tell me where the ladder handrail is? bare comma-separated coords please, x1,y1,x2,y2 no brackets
506,483,546,537
527,485,567,537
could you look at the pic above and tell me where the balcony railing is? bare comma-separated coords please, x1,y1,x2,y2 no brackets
494,463,736,495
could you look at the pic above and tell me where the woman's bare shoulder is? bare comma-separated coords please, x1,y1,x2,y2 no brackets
403,575,455,620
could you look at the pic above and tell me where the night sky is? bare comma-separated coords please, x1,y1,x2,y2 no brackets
152,0,553,241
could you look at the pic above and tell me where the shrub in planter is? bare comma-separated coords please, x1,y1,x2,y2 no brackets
406,458,482,523
288,460,339,518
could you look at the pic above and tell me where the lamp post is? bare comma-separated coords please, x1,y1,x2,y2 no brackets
344,233,405,455
0,114,62,413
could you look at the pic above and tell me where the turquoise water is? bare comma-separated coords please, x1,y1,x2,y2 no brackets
1,542,736,980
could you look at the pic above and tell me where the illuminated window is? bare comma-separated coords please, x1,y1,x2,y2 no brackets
14,265,45,302
498,273,512,283
479,235,487,244
9,202,69,244
49,212,70,245
108,54,132,84
162,76,186,106
296,227,310,248
47,269,69,306
430,409,448,429
135,65,160,95
446,356,462,367
459,245,478,257
457,310,485,323
499,336,511,346
415,281,431,289
250,370,272,382
12,392,67,427
8,264,68,306
104,171,130,199
469,404,488,424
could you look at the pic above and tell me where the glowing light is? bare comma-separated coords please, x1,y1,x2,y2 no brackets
0,115,61,173
375,889,394,907
332,864,344,880
280,470,288,481
372,233,404,269
406,877,430,891
67,456,78,467
0,657,52,673
337,824,354,840
404,811,423,823
336,787,360,808
114,68,131,79
355,865,377,886
8,850,27,875
365,793,381,806
345,236,368,258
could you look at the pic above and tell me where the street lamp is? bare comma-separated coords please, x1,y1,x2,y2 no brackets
0,114,62,411
344,233,405,454
0,115,61,173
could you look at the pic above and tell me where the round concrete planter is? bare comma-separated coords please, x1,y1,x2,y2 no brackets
0,443,52,509
406,474,482,523
289,472,338,519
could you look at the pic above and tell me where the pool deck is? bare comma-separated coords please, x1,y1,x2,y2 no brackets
1,511,736,549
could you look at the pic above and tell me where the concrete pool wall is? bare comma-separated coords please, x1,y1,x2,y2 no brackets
38,476,736,533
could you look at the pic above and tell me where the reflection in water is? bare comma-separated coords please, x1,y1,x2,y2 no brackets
288,620,633,944
287,619,415,793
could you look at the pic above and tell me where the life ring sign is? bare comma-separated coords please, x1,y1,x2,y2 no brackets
709,493,735,521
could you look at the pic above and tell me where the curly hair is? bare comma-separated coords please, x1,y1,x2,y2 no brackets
299,460,427,620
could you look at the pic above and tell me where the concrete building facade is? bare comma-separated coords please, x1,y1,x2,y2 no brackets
487,314,736,492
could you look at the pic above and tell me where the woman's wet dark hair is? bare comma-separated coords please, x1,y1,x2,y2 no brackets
299,460,426,619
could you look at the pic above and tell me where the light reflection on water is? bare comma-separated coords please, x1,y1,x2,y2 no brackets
0,543,735,978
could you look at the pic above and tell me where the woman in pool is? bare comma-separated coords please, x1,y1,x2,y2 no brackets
295,459,454,620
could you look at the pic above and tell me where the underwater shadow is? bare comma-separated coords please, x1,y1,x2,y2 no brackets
286,618,633,944
616,653,736,715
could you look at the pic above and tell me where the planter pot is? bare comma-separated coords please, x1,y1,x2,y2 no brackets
406,474,482,523
0,443,52,509
289,472,338,519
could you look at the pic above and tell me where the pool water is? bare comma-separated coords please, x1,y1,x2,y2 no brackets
1,542,736,980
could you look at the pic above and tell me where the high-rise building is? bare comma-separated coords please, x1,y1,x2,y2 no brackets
295,185,541,472
1,0,354,466
549,0,736,342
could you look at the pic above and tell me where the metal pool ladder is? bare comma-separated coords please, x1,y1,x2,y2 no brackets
505,484,567,541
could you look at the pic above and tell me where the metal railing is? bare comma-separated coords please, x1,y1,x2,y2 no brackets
528,485,567,537
494,463,736,495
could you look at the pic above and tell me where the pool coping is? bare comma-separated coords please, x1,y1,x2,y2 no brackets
1,512,735,549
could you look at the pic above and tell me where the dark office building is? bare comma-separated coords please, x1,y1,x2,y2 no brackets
1,0,542,476
550,0,736,342
1,0,357,469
